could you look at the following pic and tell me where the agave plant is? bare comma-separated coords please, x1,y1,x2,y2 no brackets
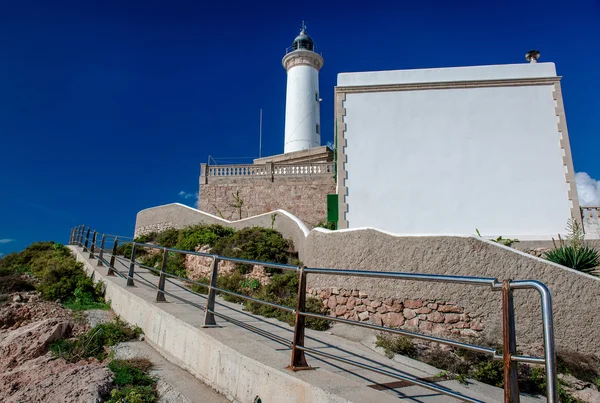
544,245,600,273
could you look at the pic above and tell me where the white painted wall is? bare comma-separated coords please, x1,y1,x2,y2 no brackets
284,65,320,153
340,63,572,239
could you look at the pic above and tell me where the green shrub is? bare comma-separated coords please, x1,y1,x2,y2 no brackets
108,385,156,403
188,276,210,295
176,224,235,251
244,271,330,331
50,318,142,362
0,274,36,293
316,220,336,230
472,359,504,387
134,232,158,244
375,335,418,359
63,284,110,311
156,228,179,248
0,241,58,276
545,245,600,273
108,359,154,387
211,227,291,274
216,271,246,303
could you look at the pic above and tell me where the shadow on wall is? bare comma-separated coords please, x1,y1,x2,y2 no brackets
135,203,600,358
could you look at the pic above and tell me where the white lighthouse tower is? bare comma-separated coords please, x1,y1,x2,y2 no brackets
282,23,324,154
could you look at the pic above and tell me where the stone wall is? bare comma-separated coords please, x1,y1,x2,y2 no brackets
198,175,335,228
134,204,600,357
310,287,484,339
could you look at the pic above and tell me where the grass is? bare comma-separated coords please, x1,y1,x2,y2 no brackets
50,317,143,362
107,358,157,403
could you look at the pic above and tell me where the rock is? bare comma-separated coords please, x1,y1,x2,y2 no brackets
383,297,394,306
327,296,337,309
351,290,359,297
331,287,340,295
438,305,463,313
415,307,431,314
403,309,416,320
358,291,368,298
370,300,382,308
358,311,370,321
427,303,438,310
346,297,356,309
427,312,445,323
376,305,388,314
372,314,383,327
355,305,367,313
11,294,22,303
383,313,404,328
444,314,460,324
335,306,347,316
470,321,484,331
573,387,600,402
419,321,433,332
389,300,404,312
460,329,479,338
336,297,347,305
404,299,422,309
405,318,419,328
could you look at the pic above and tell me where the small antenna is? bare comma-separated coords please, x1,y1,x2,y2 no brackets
301,21,306,32
259,109,263,158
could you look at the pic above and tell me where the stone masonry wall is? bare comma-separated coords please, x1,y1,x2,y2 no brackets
310,287,484,339
198,176,335,228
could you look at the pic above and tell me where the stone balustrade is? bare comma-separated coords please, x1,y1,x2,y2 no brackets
582,207,600,237
204,162,334,179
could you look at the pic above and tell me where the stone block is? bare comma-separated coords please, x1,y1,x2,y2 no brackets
403,309,416,320
419,321,433,332
370,300,382,308
335,305,347,316
336,296,347,305
427,311,445,323
383,312,405,328
376,306,388,314
415,307,432,314
358,311,370,321
404,299,423,309
438,305,463,313
406,318,419,328
346,296,356,309
445,314,460,324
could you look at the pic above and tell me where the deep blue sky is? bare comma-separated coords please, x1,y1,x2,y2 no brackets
1,0,599,255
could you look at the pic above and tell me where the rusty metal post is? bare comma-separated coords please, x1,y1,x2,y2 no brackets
127,243,137,286
502,280,520,403
156,248,168,302
202,257,219,327
289,266,311,371
97,234,106,266
83,228,90,252
108,237,118,276
89,231,97,258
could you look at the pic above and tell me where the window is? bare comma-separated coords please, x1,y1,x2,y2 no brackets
315,92,319,101
316,123,320,134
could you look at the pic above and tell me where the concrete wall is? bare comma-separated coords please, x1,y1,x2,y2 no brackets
134,204,600,357
197,175,335,228
336,62,579,240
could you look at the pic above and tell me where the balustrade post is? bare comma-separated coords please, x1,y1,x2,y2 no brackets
289,266,311,371
127,243,137,286
202,257,219,327
108,237,118,276
502,280,520,403
83,228,91,252
89,231,97,258
156,248,168,302
97,235,106,266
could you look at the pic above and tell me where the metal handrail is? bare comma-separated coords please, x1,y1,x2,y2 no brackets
69,225,558,402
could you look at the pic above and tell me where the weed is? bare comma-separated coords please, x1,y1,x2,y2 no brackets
50,318,142,362
375,335,418,359
316,220,336,230
108,359,154,387
108,385,156,403
545,245,600,273
455,373,469,385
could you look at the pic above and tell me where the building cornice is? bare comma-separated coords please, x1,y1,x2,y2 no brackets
335,76,561,94
282,50,324,71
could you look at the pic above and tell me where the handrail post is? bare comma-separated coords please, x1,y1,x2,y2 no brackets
202,257,219,327
127,243,137,286
89,231,97,258
289,266,311,371
83,228,91,252
156,248,168,302
502,280,520,403
108,237,118,276
97,234,106,266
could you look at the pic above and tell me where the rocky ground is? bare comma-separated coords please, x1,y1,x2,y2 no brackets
0,292,113,402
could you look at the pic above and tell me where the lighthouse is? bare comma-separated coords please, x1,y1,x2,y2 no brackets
282,23,324,154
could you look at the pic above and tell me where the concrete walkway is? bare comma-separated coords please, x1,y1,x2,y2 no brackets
80,247,543,403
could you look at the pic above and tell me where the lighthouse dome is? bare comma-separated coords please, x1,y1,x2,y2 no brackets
292,29,315,51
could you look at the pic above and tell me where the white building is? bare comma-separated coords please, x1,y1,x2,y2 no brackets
335,58,580,239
